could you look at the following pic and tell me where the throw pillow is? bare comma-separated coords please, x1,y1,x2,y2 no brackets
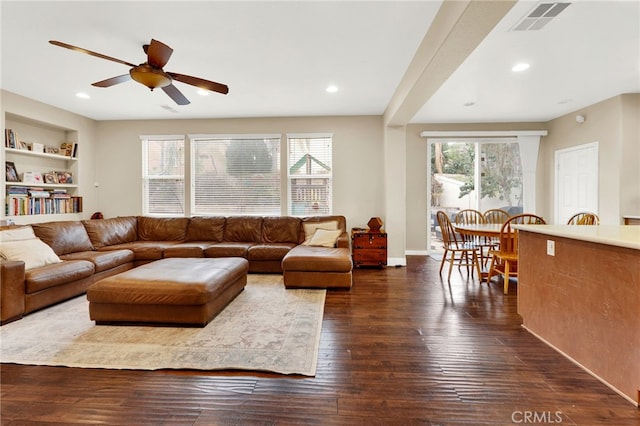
0,238,62,270
307,228,342,247
0,226,36,242
302,220,338,245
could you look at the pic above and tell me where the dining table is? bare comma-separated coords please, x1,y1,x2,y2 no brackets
452,223,505,238
453,223,514,282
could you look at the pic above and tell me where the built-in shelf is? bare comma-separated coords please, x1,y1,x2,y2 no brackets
5,147,77,161
6,182,78,189
3,112,83,221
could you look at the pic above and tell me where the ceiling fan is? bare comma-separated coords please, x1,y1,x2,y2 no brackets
49,39,229,105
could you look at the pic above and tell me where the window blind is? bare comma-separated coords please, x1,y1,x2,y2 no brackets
142,138,185,216
287,135,332,215
191,136,281,215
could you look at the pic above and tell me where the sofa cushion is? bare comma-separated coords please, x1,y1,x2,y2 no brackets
61,249,135,273
0,238,62,270
32,221,93,255
282,245,352,272
137,217,190,241
25,260,95,293
247,243,297,261
164,242,220,258
98,241,178,261
204,242,255,258
223,216,263,242
185,217,225,242
262,216,301,243
82,216,138,249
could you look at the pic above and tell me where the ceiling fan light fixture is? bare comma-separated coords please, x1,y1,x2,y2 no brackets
129,64,171,89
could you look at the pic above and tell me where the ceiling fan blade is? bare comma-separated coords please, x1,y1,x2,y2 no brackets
168,72,229,95
146,39,173,69
49,40,137,68
162,84,190,105
92,74,131,88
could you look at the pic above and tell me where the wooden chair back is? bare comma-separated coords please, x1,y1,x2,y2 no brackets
483,209,509,224
454,209,485,225
436,210,461,248
567,212,600,225
499,213,546,254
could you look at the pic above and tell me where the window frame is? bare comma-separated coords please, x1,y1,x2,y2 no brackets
189,133,283,216
141,135,186,217
286,133,333,216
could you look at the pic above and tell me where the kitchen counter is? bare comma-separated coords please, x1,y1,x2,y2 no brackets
515,224,640,250
517,225,639,406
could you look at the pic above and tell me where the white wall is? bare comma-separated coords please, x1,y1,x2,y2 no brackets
95,115,384,231
542,94,640,224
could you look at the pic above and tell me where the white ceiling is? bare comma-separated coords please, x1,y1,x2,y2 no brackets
1,1,639,124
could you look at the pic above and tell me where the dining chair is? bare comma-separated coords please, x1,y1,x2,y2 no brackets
455,209,488,264
481,208,511,262
567,212,600,225
436,211,482,282
454,209,485,226
486,213,546,294
454,209,486,244
483,208,510,224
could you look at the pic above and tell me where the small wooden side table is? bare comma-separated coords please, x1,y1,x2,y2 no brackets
351,228,387,268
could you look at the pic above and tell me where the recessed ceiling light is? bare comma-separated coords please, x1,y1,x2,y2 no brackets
75,92,90,99
512,63,530,72
197,89,210,96
326,85,338,93
463,101,476,107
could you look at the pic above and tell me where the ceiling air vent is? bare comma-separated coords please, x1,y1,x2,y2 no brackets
512,2,571,31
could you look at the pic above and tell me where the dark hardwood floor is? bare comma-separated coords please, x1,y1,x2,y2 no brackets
2,255,639,425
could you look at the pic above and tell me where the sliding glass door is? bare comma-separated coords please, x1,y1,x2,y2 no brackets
429,139,522,254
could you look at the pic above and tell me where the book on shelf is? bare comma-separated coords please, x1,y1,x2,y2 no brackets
51,189,70,199
28,189,50,198
6,185,28,195
5,195,83,216
5,129,16,149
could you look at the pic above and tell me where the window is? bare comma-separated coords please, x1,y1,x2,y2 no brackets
287,134,332,215
142,137,185,216
142,133,333,217
191,135,281,215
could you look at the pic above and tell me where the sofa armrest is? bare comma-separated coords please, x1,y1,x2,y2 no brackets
1,259,26,324
336,231,350,249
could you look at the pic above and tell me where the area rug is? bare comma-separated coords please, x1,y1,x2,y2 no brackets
0,275,326,376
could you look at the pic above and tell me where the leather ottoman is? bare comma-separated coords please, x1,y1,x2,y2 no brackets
281,245,352,289
86,257,248,326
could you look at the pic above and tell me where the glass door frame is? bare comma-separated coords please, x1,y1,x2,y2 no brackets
427,137,519,256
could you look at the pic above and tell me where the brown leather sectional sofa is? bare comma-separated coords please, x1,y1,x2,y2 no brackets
0,215,351,324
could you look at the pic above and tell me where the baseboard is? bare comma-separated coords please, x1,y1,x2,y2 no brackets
387,257,407,267
405,250,428,256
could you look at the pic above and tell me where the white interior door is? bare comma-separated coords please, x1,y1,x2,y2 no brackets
555,142,598,224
